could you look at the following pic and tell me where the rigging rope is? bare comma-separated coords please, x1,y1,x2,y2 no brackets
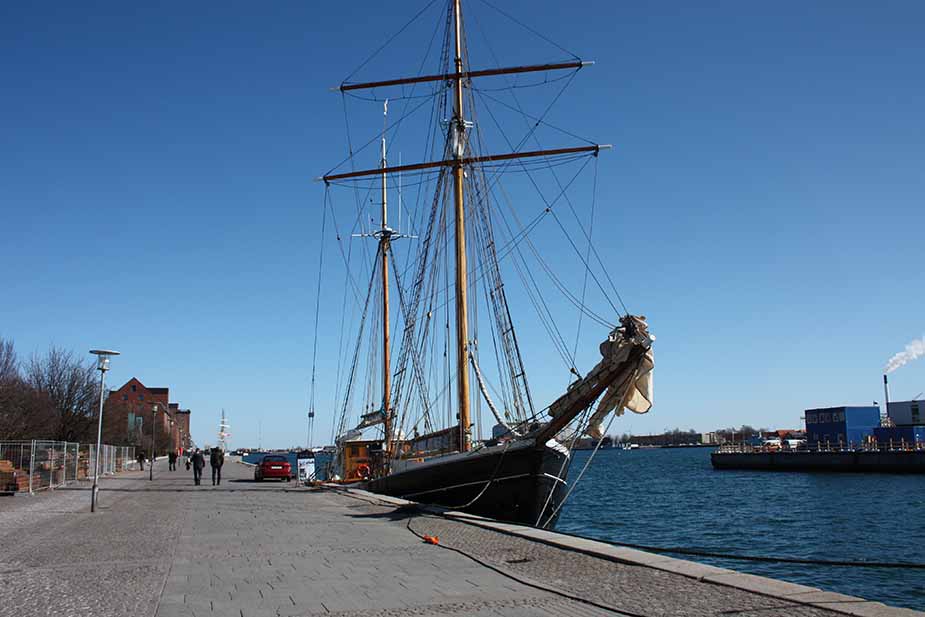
473,0,581,61
342,0,441,83
308,187,330,446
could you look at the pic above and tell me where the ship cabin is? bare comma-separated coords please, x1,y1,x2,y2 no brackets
339,439,379,482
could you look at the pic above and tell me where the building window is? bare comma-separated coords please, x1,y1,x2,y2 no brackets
123,394,128,401
139,394,144,401
131,384,136,392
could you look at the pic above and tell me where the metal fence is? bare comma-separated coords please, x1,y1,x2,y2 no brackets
0,440,137,494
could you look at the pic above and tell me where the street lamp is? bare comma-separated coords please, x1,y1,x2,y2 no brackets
150,403,159,481
89,349,120,513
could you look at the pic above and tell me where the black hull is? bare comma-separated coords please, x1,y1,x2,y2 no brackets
366,443,570,528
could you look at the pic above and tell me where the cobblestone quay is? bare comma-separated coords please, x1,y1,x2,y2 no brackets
0,459,919,617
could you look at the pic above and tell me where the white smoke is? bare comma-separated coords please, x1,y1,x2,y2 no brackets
885,336,925,374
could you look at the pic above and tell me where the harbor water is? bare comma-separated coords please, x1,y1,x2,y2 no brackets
558,446,925,611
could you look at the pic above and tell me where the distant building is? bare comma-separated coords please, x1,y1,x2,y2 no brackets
874,400,925,446
106,378,192,452
173,407,192,451
804,406,879,446
886,400,924,426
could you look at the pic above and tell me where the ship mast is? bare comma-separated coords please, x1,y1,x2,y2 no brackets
380,102,393,454
451,0,471,452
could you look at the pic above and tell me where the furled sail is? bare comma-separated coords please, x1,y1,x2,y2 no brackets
543,315,654,441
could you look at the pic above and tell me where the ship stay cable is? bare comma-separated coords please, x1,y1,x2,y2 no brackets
473,88,622,322
307,183,330,448
473,0,580,61
468,76,620,326
341,0,442,85
475,85,629,318
465,20,628,318
572,157,599,364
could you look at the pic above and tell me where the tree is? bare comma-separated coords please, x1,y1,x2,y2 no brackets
0,337,56,440
25,346,99,443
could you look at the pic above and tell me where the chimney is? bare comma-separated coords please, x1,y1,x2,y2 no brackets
882,374,891,420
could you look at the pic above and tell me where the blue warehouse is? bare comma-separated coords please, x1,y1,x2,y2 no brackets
804,406,880,446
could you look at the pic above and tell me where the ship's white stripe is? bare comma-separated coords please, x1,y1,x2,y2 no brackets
396,471,565,500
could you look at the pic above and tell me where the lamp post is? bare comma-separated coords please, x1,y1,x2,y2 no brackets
89,349,120,513
150,403,159,481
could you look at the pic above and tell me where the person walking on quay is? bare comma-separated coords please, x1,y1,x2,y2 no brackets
210,447,224,486
191,448,205,486
136,451,146,471
168,450,177,471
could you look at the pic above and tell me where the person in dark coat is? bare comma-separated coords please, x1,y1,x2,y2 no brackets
136,452,146,471
168,451,178,471
190,449,205,485
210,448,224,485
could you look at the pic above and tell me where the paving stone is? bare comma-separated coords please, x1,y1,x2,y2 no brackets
2,459,920,617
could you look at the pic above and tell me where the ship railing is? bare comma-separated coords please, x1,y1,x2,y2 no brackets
714,441,925,454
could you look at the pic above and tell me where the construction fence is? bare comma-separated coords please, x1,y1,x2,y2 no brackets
0,440,137,494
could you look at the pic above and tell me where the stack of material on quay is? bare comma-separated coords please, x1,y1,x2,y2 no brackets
0,459,32,492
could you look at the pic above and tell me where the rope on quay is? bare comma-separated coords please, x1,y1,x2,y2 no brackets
404,513,650,617
325,488,648,617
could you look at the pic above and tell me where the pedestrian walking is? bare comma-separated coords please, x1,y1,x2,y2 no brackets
168,451,178,471
136,451,146,471
191,449,205,486
210,447,224,485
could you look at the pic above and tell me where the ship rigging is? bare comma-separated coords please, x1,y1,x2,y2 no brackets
311,0,654,527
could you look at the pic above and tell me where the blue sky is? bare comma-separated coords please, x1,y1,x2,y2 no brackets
2,1,923,448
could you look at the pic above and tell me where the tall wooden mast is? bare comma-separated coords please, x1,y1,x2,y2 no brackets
451,0,471,452
380,106,393,454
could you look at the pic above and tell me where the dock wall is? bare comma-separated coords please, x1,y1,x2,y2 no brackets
711,450,925,472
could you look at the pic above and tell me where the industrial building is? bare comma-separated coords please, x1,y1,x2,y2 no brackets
803,399,925,448
803,406,880,446
874,399,925,445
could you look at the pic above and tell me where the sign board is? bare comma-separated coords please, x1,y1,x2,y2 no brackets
297,457,315,483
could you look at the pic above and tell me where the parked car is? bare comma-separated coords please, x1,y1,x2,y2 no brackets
254,455,291,482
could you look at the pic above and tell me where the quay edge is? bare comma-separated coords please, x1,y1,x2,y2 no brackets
333,485,924,617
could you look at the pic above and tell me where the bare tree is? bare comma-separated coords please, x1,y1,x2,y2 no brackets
0,337,55,440
25,346,99,442
0,337,17,383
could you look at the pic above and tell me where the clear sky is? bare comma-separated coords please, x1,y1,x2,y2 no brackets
2,1,923,448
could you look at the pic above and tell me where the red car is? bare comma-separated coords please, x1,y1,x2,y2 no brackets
254,455,291,482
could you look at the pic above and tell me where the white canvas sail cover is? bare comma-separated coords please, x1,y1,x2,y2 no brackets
545,315,654,440
586,315,654,438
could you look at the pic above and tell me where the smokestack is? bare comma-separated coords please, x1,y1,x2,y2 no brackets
883,374,891,419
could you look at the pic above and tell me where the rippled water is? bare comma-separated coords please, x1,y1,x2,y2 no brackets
557,447,925,611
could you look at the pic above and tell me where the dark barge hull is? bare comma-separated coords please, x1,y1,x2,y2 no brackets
711,450,925,473
366,443,570,528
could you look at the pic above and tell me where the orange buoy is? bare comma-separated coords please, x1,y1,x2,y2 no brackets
422,535,439,545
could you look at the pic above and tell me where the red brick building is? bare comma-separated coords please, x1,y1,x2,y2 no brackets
105,378,192,454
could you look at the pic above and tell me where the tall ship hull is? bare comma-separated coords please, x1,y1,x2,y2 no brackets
366,440,570,527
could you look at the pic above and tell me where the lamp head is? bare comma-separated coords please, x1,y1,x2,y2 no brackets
89,349,120,372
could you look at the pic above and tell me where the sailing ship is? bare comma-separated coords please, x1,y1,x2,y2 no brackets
314,0,654,528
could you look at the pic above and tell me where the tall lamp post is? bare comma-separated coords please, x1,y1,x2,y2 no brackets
150,403,159,481
89,349,120,513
